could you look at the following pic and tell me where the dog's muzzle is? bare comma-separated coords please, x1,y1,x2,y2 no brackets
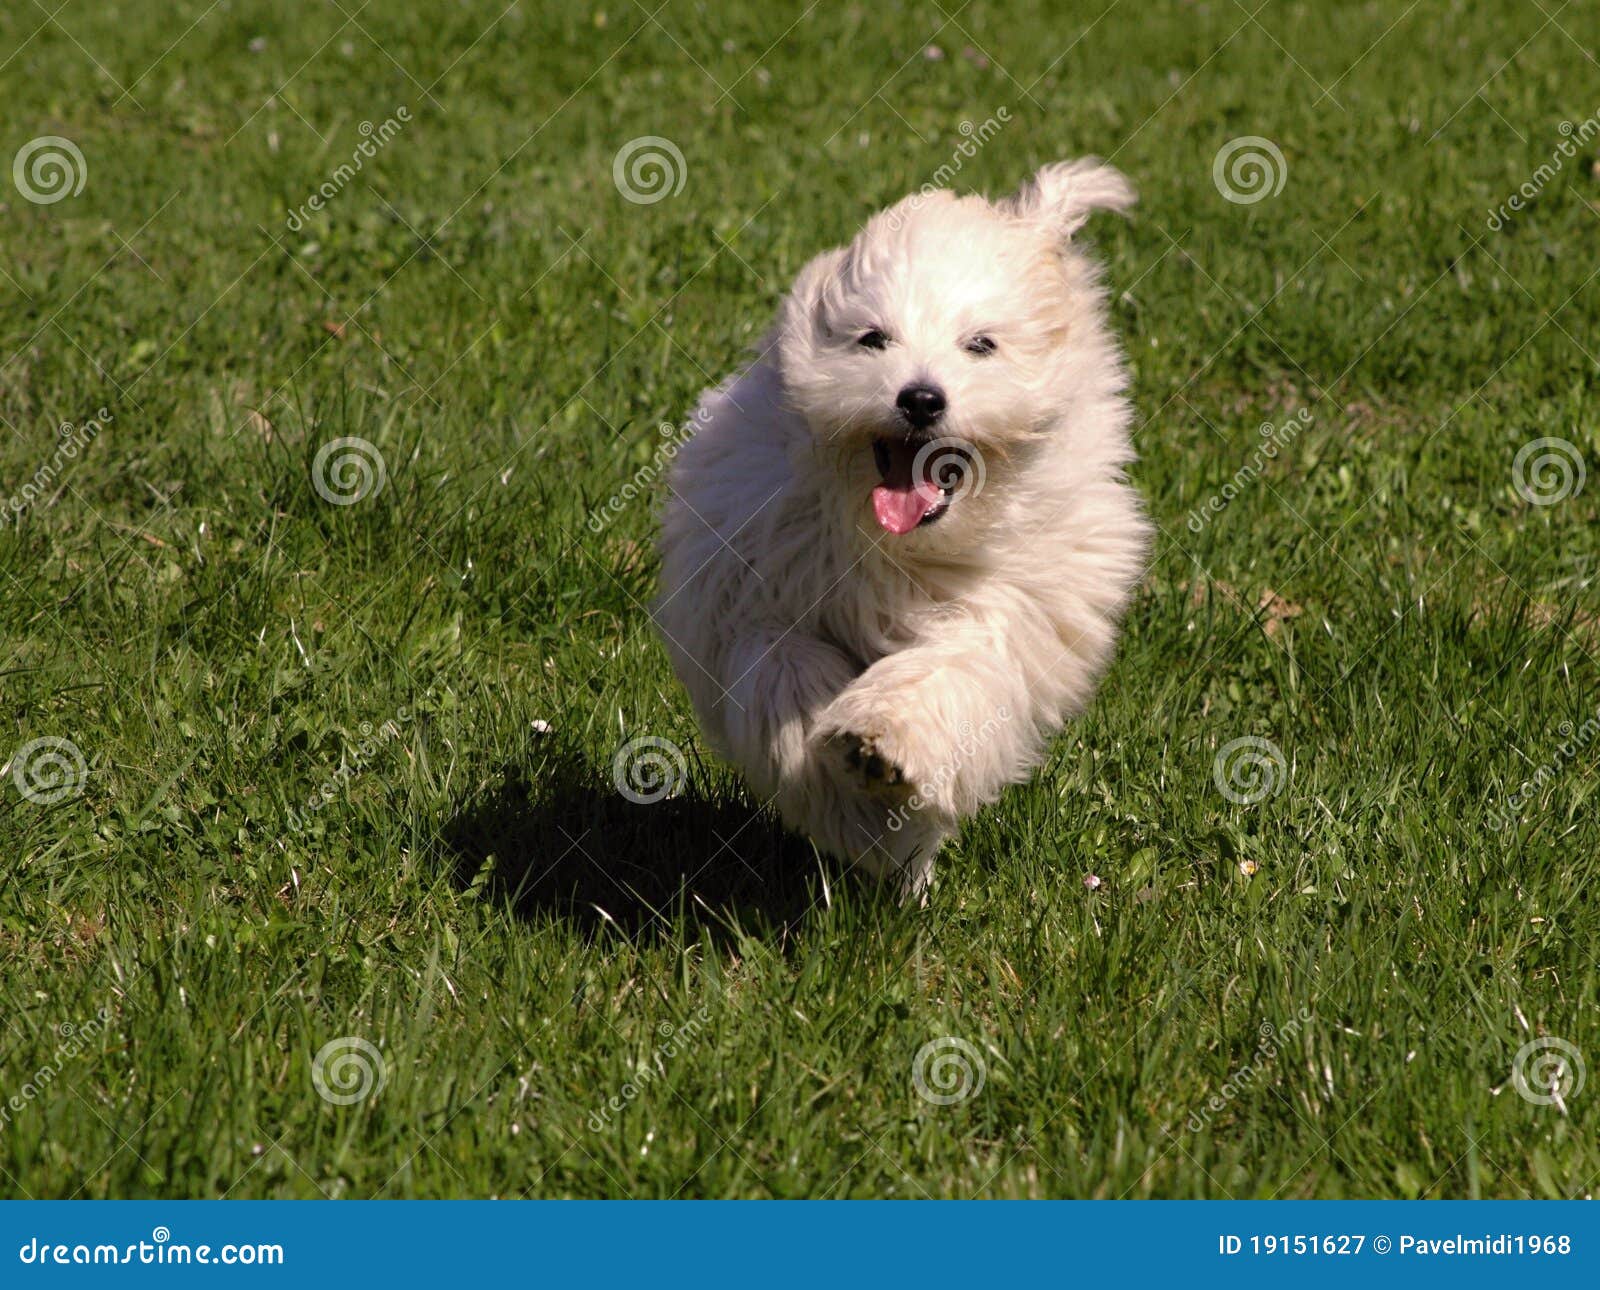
870,432,969,534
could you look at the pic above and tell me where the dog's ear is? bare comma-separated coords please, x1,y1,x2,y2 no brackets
1002,158,1135,239
781,246,849,343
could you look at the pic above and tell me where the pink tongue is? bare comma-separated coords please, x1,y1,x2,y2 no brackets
872,482,942,534
871,439,942,535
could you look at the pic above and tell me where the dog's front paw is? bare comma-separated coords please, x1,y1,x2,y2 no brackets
815,698,929,807
814,690,961,819
835,730,911,795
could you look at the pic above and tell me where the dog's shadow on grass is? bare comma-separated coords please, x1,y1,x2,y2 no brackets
437,746,832,944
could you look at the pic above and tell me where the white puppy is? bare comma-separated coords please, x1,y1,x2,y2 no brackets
654,159,1150,896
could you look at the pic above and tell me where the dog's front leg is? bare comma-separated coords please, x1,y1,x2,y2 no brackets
718,628,861,796
719,629,943,894
812,630,1041,825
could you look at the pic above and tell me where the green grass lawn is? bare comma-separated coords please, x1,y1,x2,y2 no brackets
2,0,1598,1199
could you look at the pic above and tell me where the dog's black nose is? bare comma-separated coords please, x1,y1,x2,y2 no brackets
896,384,946,428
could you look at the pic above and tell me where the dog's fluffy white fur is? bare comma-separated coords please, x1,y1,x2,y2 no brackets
655,159,1150,896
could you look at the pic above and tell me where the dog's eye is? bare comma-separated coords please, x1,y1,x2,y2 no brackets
963,335,997,357
856,329,890,351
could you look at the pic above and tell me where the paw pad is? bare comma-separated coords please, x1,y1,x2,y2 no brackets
840,733,907,790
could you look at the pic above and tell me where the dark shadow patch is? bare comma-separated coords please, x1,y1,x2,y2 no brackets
437,743,842,944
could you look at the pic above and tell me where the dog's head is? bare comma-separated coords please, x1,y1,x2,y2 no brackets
776,158,1134,547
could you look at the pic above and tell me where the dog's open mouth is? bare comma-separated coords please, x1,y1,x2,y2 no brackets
870,435,967,535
